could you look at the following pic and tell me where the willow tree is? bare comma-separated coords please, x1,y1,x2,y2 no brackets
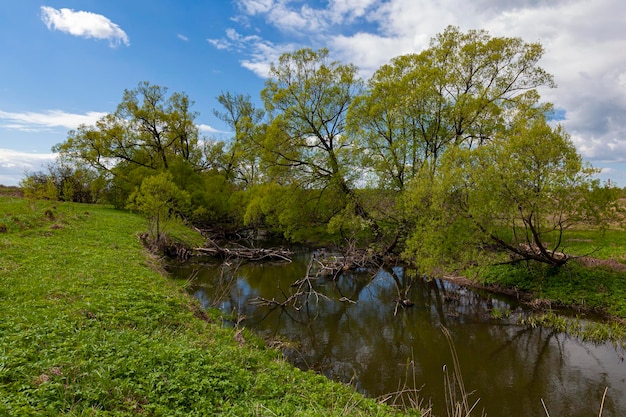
258,48,373,239
348,25,556,190
213,92,265,188
403,104,621,272
53,82,202,205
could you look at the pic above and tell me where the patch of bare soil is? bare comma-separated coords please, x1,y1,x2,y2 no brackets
578,257,626,272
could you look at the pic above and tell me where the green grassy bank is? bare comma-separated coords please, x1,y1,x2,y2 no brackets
471,228,626,319
0,197,407,416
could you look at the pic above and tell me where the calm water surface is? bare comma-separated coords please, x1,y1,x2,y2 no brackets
170,250,626,417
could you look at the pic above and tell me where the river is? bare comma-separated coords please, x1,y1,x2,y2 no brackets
169,249,626,416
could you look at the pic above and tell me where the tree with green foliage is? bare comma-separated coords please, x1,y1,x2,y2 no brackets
346,26,558,255
20,173,57,201
127,172,190,243
403,105,621,272
53,82,202,204
253,47,393,244
349,26,555,190
213,92,265,188
260,48,368,220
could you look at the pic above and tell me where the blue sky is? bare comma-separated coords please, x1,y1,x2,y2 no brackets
1,0,625,186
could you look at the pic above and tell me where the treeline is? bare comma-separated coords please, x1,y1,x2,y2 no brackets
23,26,623,271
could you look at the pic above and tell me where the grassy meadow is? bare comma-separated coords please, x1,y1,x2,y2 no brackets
0,196,407,416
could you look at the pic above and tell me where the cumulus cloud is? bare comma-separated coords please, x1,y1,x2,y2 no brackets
328,0,379,23
208,28,294,78
198,124,228,134
0,149,57,186
40,6,130,47
214,0,626,182
0,110,108,132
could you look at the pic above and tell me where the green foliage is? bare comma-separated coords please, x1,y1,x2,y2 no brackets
21,158,102,204
242,183,348,243
519,311,626,348
348,25,555,192
259,48,373,236
403,104,621,271
53,82,202,206
20,174,57,201
0,197,404,416
127,172,191,242
213,92,266,187
474,259,626,318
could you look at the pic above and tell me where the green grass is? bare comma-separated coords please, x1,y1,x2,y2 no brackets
0,197,410,416
463,222,626,320
472,258,626,318
559,228,626,262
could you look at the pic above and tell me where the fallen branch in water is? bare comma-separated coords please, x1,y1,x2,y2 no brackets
309,247,381,279
194,245,293,262
251,256,331,311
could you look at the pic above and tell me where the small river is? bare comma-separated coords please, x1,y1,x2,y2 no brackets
169,249,626,416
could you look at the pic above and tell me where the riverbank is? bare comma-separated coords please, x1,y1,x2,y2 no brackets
464,230,626,320
0,197,408,416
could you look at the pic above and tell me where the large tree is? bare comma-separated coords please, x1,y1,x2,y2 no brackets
257,48,382,240
403,104,620,271
348,26,555,190
54,82,202,183
261,48,363,198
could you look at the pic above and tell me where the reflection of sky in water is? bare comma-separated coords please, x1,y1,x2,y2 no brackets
357,269,397,303
177,258,626,417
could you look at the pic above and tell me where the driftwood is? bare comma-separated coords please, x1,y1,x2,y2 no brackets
310,248,380,279
194,241,293,262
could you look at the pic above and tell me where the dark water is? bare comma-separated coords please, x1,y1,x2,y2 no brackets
170,250,626,416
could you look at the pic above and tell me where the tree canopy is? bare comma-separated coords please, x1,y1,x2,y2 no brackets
403,104,618,271
348,25,555,191
42,27,621,271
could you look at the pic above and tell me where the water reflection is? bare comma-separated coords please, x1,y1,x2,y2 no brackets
170,253,626,417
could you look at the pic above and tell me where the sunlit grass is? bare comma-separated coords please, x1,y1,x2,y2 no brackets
0,196,406,416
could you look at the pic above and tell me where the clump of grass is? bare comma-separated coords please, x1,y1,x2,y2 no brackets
440,326,485,417
490,306,511,320
519,311,626,348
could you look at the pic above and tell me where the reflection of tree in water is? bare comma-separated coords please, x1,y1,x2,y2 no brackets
179,256,626,417
479,324,621,416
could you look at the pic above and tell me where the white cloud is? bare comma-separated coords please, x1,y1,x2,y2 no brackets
177,34,189,42
220,0,626,183
207,37,233,50
328,0,379,23
198,124,228,134
236,0,275,15
40,6,130,47
0,149,57,186
331,32,412,78
0,110,108,132
208,28,294,78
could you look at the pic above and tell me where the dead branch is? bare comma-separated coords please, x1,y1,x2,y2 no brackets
251,256,332,311
194,245,293,262
309,247,380,279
